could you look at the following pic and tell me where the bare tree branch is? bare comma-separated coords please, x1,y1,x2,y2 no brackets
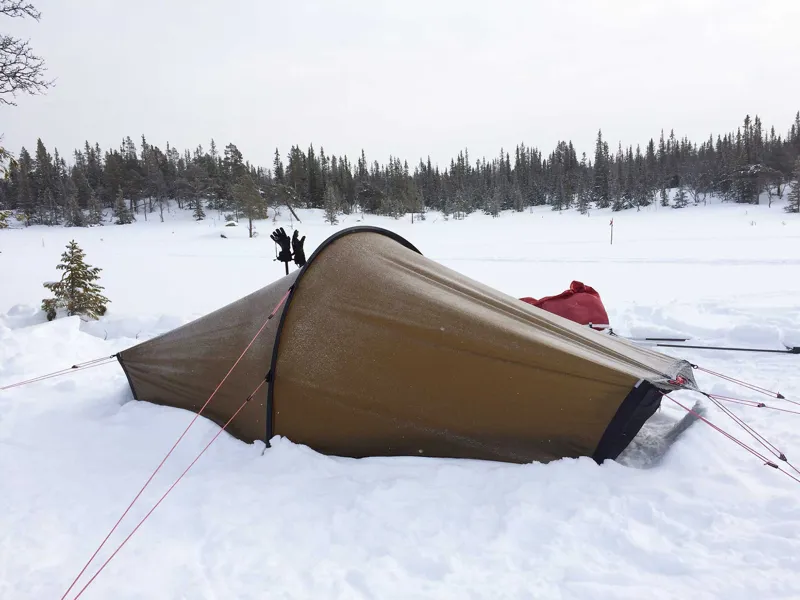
0,1,41,20
0,0,52,106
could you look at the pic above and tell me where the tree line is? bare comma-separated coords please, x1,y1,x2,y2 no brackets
1,111,799,231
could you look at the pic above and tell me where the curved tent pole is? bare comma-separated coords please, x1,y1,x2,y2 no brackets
264,225,424,446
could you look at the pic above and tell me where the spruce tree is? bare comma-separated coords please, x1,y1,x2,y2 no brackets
41,240,110,321
487,186,501,217
673,185,689,208
114,188,133,224
233,173,265,237
592,130,610,208
576,153,591,214
64,192,86,227
622,147,635,209
273,148,284,183
87,191,103,225
323,184,340,224
786,158,800,213
0,209,9,229
660,187,670,207
192,197,206,220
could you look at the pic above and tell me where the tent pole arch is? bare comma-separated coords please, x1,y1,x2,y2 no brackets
264,226,424,445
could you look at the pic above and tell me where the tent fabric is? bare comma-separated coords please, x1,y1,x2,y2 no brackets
520,280,610,330
118,269,299,443
117,226,696,465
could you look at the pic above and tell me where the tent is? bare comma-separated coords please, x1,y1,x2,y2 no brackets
117,226,696,465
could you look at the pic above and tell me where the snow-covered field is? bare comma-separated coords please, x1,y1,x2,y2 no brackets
2,198,800,599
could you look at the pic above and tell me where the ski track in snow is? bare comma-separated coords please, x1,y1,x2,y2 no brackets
2,199,800,599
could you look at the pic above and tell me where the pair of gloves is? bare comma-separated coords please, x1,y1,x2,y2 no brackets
270,227,306,267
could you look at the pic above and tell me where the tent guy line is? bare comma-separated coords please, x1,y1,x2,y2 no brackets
665,394,800,486
710,394,800,414
58,289,291,600
704,393,792,467
0,355,118,391
67,377,267,600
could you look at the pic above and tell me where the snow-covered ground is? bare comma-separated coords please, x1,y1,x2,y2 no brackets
2,197,800,599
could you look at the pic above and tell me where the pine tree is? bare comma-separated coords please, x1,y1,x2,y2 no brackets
673,185,689,208
622,147,635,209
576,153,591,214
233,173,265,237
592,130,610,208
114,188,133,224
64,192,86,227
41,240,110,321
487,186,502,217
323,184,340,224
0,210,9,229
40,188,57,225
273,148,284,183
660,187,670,207
87,191,103,225
786,158,800,214
192,197,206,220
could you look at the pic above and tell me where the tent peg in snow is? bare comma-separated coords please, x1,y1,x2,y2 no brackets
116,226,698,465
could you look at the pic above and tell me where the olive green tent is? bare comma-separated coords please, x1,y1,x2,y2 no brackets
117,226,696,464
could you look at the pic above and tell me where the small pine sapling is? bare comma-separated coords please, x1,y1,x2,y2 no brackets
41,240,110,321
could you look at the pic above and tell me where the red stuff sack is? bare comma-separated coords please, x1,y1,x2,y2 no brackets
520,281,609,330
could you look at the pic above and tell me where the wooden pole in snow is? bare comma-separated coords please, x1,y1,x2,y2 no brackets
610,218,613,245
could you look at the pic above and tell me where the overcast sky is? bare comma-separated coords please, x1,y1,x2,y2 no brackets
2,0,799,169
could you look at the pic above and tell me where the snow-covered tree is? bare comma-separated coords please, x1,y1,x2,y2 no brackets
41,240,109,321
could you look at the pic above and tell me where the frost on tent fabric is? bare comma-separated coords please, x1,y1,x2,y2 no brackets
116,226,697,466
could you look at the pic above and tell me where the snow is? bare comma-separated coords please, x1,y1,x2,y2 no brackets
2,196,800,599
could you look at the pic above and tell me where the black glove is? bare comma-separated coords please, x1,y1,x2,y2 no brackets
292,230,306,267
270,227,292,263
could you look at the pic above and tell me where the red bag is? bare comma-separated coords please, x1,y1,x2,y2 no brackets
520,281,609,330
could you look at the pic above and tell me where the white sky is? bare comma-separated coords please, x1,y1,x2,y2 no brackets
2,0,799,170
